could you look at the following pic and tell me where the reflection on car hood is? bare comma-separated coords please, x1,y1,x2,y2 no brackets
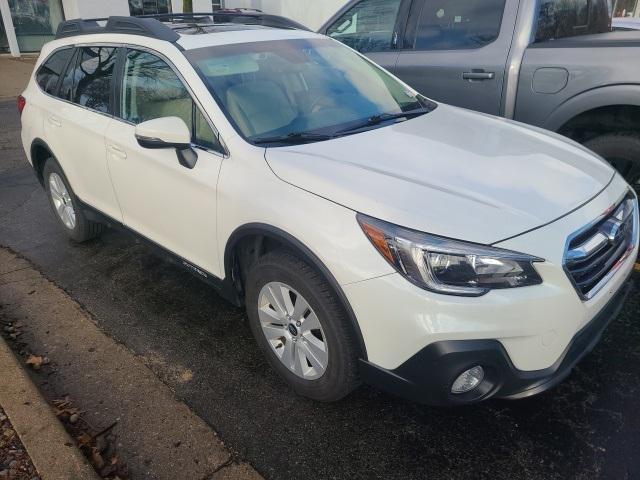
265,105,615,244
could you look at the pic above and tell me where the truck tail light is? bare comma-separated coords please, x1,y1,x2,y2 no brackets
17,95,26,115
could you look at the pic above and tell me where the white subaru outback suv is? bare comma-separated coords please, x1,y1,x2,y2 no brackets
19,13,638,405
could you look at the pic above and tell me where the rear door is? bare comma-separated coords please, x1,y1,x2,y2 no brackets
42,45,123,220
394,0,518,115
322,0,412,73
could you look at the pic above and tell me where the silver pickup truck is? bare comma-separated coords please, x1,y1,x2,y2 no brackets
320,0,640,189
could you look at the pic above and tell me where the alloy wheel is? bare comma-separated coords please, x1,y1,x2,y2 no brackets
257,281,328,380
49,172,76,230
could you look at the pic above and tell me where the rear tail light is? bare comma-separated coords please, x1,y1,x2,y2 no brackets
17,95,26,115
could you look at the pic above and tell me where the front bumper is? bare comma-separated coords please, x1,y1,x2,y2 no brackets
359,277,632,406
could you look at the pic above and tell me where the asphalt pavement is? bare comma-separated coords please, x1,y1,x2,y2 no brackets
1,99,639,480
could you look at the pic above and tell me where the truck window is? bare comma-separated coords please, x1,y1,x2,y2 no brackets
413,0,506,50
326,0,403,53
535,0,612,42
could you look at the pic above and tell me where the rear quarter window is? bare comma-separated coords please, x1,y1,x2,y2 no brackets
36,48,74,95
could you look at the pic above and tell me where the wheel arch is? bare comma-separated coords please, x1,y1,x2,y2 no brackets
224,223,368,360
30,137,55,186
543,85,640,138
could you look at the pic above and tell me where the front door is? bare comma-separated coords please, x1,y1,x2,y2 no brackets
104,48,225,276
394,0,518,115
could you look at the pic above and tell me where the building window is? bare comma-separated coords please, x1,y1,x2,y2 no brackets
212,0,225,11
0,9,9,53
128,0,172,16
8,0,65,52
613,0,639,16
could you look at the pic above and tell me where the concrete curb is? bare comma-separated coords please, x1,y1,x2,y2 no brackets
0,336,99,480
0,247,264,480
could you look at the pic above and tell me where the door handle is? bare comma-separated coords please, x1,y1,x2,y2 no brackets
48,115,62,127
108,144,127,159
462,71,495,81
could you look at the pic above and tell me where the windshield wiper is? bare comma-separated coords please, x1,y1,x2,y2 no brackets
333,107,431,137
252,132,335,145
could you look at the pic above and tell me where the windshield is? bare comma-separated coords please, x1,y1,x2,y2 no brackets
185,38,434,145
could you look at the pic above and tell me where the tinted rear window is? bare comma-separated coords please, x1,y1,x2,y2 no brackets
36,48,74,95
535,0,612,42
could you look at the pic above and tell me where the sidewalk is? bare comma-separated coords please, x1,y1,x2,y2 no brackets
0,56,36,100
0,247,263,480
0,338,98,480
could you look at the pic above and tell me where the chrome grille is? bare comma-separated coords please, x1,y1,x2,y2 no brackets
564,192,638,300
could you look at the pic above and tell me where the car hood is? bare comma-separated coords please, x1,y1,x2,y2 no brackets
264,105,615,244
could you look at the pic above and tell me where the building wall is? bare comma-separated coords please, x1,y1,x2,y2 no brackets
61,0,130,19
225,0,347,30
61,0,211,18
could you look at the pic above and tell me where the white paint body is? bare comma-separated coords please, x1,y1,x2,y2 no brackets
20,28,638,378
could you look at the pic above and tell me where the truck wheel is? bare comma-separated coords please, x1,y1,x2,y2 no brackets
584,132,640,192
244,250,360,402
43,158,104,242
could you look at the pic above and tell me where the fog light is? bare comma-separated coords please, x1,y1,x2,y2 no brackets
451,366,485,394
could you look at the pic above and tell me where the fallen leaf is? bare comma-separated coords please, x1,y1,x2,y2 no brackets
25,355,43,370
77,433,92,448
91,449,105,470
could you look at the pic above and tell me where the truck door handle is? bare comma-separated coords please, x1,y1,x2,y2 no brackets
108,144,127,159
462,71,495,81
48,116,62,127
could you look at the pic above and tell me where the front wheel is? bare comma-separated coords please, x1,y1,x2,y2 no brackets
583,132,640,193
245,250,360,402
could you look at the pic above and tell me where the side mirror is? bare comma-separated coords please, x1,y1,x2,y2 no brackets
135,117,198,169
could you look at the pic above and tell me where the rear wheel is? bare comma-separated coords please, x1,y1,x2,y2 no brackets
43,158,103,242
583,132,640,193
245,250,360,402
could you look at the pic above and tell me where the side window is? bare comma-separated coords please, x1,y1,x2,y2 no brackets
58,49,78,102
413,0,506,51
121,50,193,130
326,0,403,54
195,108,222,152
536,0,612,42
36,48,74,95
121,49,224,153
72,47,118,113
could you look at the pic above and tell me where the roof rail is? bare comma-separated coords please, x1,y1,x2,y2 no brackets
55,19,104,38
54,12,308,42
106,16,180,41
137,12,310,31
55,16,180,41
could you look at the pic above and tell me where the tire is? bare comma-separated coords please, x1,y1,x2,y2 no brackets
42,158,104,242
583,132,640,192
245,250,360,402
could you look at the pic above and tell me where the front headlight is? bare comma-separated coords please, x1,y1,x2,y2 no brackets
358,214,543,296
